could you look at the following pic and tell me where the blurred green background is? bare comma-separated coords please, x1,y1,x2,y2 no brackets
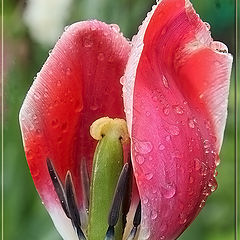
2,0,237,239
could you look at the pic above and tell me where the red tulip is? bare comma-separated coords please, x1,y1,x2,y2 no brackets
19,0,232,239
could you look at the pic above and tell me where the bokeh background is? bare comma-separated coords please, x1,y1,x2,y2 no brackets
2,0,237,239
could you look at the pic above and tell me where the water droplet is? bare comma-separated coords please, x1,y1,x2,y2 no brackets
65,67,72,76
208,178,218,192
215,155,220,166
179,213,187,224
165,135,171,142
145,111,151,117
142,196,149,204
48,49,53,55
162,75,169,88
57,80,62,87
214,169,218,177
173,105,184,114
33,92,41,100
97,52,105,61
199,199,206,208
194,158,201,171
160,236,165,240
51,119,59,128
172,150,183,158
188,119,195,128
162,183,176,199
83,38,93,48
151,210,158,220
136,155,145,164
27,150,33,159
163,106,170,115
189,176,194,183
161,27,167,35
159,144,165,151
145,173,153,180
110,24,120,33
204,22,211,30
64,25,69,31
167,125,180,136
134,140,153,154
120,76,126,85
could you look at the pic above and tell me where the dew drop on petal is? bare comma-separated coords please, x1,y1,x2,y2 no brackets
162,183,176,199
145,173,153,180
134,140,153,154
188,119,195,128
136,155,145,164
163,106,170,116
97,52,105,61
162,75,169,88
159,144,165,151
151,210,158,220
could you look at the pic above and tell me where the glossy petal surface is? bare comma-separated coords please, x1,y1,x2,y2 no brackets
123,0,232,239
19,20,130,239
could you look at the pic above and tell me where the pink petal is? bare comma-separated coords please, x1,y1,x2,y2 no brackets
123,0,232,239
19,20,130,239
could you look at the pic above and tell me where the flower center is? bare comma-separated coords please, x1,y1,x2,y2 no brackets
47,117,141,240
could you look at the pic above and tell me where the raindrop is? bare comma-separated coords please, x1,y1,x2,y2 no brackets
214,169,218,177
162,183,176,199
83,38,93,48
136,155,145,165
134,140,153,154
151,210,158,220
173,105,184,115
142,196,149,204
64,25,69,31
188,119,195,128
57,80,62,87
204,22,211,30
189,176,194,184
48,49,53,55
97,52,105,61
215,155,220,166
145,111,151,117
167,125,180,136
162,75,169,88
194,158,201,171
145,173,153,180
160,236,165,240
208,178,218,192
165,135,171,142
199,199,206,208
110,24,120,33
163,106,170,115
120,76,126,85
179,213,187,224
65,67,72,76
159,144,165,151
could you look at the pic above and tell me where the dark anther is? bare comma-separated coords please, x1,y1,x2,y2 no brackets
127,201,141,240
65,172,86,240
104,225,115,240
108,163,129,226
81,158,90,212
46,158,70,218
104,163,129,239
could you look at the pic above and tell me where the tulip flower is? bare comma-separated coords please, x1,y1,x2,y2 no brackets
19,0,232,240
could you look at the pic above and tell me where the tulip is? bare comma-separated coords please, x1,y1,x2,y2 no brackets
19,0,232,239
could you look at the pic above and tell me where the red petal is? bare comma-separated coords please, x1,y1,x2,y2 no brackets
19,20,130,238
123,0,232,239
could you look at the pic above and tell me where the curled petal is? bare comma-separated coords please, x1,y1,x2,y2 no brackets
19,20,130,239
123,0,232,239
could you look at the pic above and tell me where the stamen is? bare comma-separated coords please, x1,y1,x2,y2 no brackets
104,226,115,240
46,158,70,218
81,158,90,212
105,163,130,238
127,201,141,240
65,172,86,240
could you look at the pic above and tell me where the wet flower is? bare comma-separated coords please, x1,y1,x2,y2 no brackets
19,0,232,239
